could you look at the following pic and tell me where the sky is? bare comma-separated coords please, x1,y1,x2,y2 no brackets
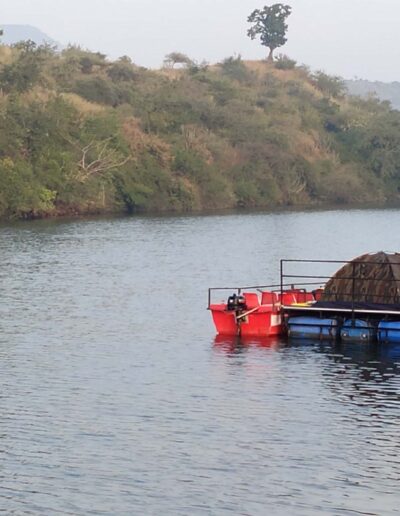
2,0,400,81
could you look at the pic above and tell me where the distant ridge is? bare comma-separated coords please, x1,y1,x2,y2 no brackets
346,79,400,110
1,24,60,47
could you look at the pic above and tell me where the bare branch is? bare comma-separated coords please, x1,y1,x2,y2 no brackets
60,133,131,182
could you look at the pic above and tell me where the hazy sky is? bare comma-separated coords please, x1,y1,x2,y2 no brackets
3,0,400,81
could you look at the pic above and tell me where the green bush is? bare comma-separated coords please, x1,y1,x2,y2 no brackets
0,43,45,93
220,56,253,83
107,62,137,82
312,71,345,98
73,77,119,106
0,158,45,217
173,149,207,180
275,54,297,70
235,180,261,207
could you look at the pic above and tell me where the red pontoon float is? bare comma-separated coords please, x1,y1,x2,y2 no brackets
209,286,316,337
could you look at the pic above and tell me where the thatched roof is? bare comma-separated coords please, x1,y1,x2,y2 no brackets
322,252,400,305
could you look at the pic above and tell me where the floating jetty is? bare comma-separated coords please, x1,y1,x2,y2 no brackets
208,252,400,343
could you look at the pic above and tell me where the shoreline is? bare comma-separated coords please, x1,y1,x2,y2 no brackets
2,200,400,226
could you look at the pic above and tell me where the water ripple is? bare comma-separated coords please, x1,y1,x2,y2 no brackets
0,211,400,514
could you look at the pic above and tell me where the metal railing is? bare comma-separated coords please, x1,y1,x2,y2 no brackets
208,282,300,309
280,258,400,312
208,258,400,340
208,258,400,312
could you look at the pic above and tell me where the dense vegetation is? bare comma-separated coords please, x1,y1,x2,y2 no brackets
0,42,400,219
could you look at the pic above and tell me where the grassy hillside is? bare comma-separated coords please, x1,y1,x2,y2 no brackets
0,44,400,219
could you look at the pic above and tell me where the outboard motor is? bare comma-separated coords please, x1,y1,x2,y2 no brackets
227,294,247,312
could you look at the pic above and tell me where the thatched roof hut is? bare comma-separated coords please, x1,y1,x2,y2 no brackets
322,252,400,305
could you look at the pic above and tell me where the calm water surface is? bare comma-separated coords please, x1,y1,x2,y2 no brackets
0,208,400,515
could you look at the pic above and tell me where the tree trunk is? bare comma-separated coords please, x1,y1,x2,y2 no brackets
267,47,274,62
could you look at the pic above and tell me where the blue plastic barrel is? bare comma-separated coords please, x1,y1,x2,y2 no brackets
341,319,376,342
287,317,338,340
378,321,400,343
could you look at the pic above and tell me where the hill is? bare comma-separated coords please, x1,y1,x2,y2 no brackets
1,25,59,47
346,79,400,110
0,45,400,219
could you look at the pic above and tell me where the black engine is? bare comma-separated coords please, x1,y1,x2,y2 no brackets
227,294,247,312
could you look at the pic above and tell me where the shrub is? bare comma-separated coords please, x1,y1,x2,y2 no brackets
62,47,107,74
234,180,261,207
0,43,45,93
220,55,252,83
275,54,297,70
107,62,137,82
173,149,206,180
312,71,345,98
73,77,119,106
0,158,45,218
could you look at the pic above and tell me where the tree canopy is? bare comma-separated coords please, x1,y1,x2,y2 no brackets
163,52,193,69
247,4,292,61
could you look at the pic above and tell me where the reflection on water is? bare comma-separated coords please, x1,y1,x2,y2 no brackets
213,334,282,352
321,341,400,408
215,335,400,405
1,209,400,514
213,335,400,515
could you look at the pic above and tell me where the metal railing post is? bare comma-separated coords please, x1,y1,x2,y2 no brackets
351,262,356,325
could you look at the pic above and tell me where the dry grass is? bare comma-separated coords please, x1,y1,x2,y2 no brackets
157,68,186,81
293,130,338,164
243,60,322,97
60,93,106,114
0,45,14,65
21,87,55,104
122,117,172,166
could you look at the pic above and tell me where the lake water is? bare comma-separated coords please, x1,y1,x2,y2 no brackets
0,208,399,515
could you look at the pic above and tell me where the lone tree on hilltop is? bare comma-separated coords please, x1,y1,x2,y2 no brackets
247,4,292,62
163,52,193,69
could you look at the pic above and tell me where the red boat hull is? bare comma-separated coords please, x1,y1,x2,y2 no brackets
210,289,313,337
210,304,238,335
240,308,282,337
